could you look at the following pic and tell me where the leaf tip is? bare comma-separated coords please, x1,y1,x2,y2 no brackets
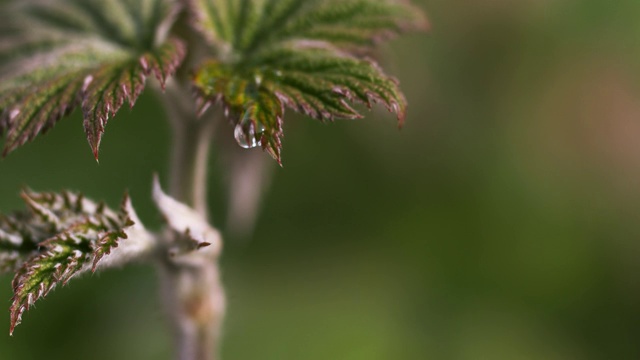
9,303,24,336
396,105,407,129
91,249,107,273
84,121,103,163
91,144,100,163
263,142,283,167
152,173,163,200
197,242,212,250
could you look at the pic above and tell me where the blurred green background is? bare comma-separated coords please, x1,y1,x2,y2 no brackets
2,0,640,359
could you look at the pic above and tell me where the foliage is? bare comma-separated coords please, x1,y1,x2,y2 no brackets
190,0,428,162
0,0,185,160
0,0,426,163
0,190,153,334
0,0,426,344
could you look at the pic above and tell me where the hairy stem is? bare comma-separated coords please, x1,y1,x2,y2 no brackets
159,83,225,360
167,86,216,217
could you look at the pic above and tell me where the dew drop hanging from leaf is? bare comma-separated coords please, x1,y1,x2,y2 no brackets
234,108,266,149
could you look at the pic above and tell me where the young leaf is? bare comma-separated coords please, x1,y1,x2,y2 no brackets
0,190,154,335
0,0,186,159
189,0,428,163
188,0,428,54
152,176,221,259
0,215,40,274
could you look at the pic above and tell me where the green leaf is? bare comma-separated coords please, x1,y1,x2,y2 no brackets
189,0,427,163
188,0,428,54
1,190,152,335
0,0,185,159
0,215,40,274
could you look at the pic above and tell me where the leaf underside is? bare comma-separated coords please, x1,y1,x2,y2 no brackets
0,0,185,159
0,190,140,335
190,0,428,163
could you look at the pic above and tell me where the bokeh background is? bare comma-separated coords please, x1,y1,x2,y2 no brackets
1,0,640,359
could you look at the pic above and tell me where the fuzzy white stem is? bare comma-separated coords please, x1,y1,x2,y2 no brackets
158,251,225,360
160,83,225,360
165,84,217,217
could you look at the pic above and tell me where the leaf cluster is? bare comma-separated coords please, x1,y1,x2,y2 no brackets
0,0,184,159
189,0,428,162
0,0,427,163
0,190,146,334
0,0,428,338
0,179,224,334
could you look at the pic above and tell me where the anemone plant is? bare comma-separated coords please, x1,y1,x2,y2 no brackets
0,0,427,359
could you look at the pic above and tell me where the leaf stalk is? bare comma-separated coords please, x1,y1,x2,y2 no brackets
160,80,225,360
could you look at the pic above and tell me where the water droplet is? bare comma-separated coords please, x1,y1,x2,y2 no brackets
234,112,266,149
234,123,259,149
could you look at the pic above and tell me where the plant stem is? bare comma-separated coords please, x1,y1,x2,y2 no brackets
159,83,225,360
167,93,215,217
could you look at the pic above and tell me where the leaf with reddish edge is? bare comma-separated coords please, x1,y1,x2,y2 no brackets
0,0,185,160
193,42,408,163
1,190,153,335
189,0,426,163
82,38,187,160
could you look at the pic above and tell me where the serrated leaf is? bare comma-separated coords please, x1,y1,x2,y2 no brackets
0,215,40,274
189,0,426,163
188,0,428,54
0,190,153,335
0,0,185,159
193,41,408,163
